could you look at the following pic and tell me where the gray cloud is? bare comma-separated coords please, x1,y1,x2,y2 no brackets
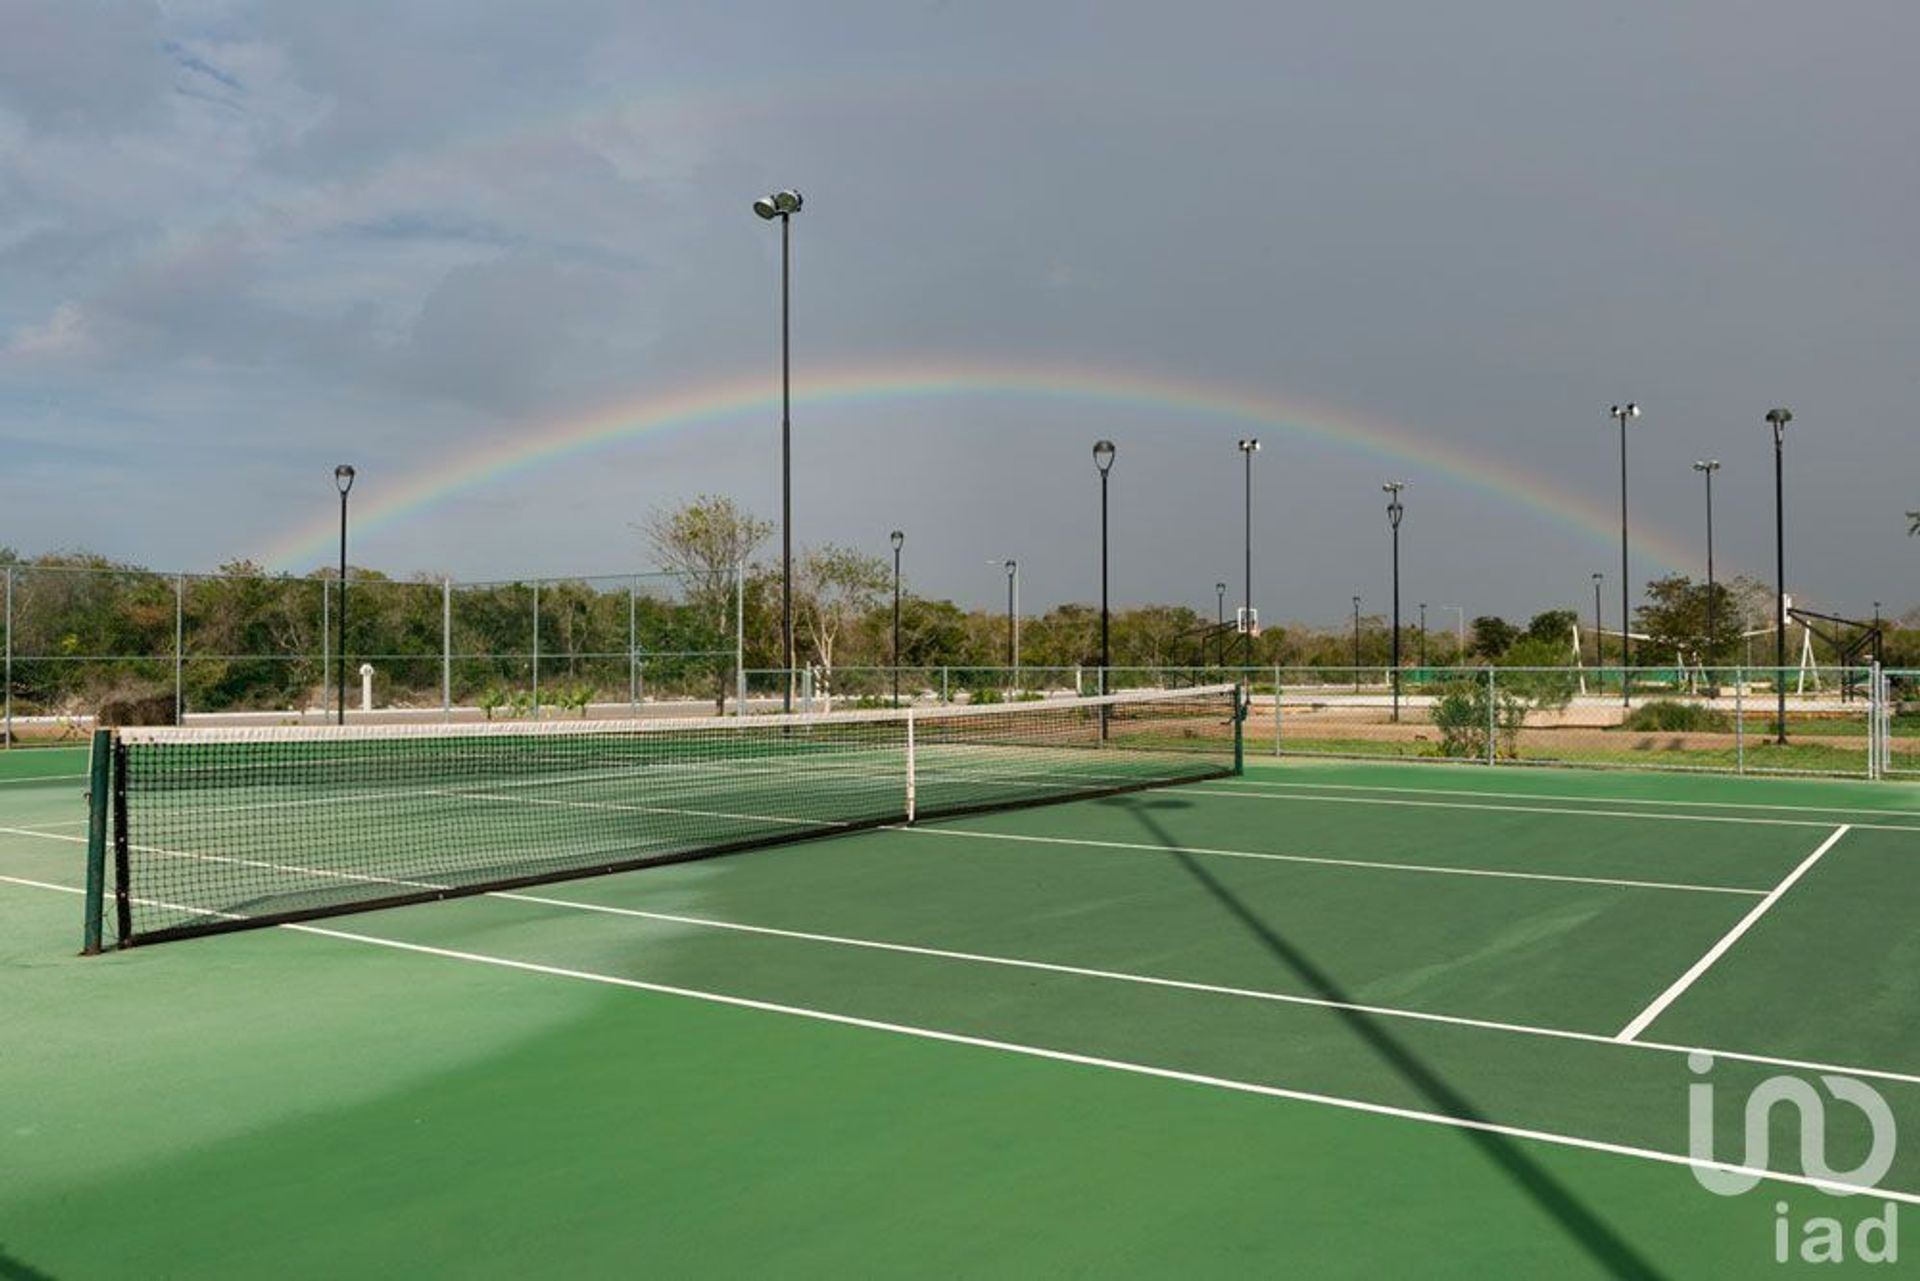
1,1,1916,625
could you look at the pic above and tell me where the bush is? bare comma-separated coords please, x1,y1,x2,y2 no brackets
1429,677,1528,760
968,686,1004,705
1623,700,1730,733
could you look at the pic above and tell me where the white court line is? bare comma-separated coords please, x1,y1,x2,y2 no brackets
1188,787,1851,829
1615,826,1852,1043
10,867,1920,1091
898,824,1762,896
6,818,91,831
0,772,86,786
12,873,1910,1203
143,898,1920,1206
1221,775,1920,820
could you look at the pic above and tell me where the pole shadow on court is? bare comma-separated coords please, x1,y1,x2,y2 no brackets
1107,794,1667,1280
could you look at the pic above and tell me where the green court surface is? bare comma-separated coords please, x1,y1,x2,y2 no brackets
5,746,1920,1276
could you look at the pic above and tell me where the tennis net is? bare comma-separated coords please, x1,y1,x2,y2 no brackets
86,684,1240,948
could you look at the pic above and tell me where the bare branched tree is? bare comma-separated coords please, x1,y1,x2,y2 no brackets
639,496,772,709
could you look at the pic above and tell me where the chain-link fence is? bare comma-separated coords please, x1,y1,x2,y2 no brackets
1881,669,1920,779
1,562,745,743
1259,667,1877,777
3,578,1910,784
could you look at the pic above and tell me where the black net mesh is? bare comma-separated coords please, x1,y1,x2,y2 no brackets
105,686,1238,945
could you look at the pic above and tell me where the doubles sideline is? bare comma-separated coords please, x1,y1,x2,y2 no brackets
3,869,1913,1209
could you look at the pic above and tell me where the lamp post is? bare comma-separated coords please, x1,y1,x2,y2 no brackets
1693,460,1721,664
333,464,355,726
1592,572,1604,673
889,529,904,707
1237,439,1260,661
1352,595,1362,690
1094,440,1116,690
1216,581,1227,666
999,559,1020,680
1383,483,1406,721
1767,407,1793,743
1610,403,1640,703
753,188,804,711
1418,602,1427,668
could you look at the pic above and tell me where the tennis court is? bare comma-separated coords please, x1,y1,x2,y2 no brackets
4,693,1919,1276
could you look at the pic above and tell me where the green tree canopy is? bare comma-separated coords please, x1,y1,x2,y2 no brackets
1636,574,1742,662
1469,615,1517,659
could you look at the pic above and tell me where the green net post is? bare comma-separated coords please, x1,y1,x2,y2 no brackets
1234,684,1245,774
82,729,111,954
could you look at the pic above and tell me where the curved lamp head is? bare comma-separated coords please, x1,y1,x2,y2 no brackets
1216,581,1227,593
1383,480,1406,527
755,190,803,219
1766,406,1793,430
1092,439,1116,474
334,464,356,495
890,529,904,551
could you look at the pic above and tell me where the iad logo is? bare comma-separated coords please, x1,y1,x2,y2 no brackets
1688,1052,1900,1264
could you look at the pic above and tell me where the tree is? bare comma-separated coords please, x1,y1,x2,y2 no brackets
794,544,890,696
1524,610,1578,649
1469,616,1517,660
1636,574,1741,664
640,496,772,709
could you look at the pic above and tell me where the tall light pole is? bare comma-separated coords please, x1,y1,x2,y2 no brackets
889,529,904,707
333,464,356,726
1094,440,1116,688
1351,594,1362,690
1610,402,1640,702
1418,602,1427,668
1691,460,1721,665
1767,407,1793,743
753,188,804,711
1237,439,1260,662
1592,572,1604,671
1383,482,1406,721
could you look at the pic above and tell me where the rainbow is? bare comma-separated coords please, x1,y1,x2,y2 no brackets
262,362,1695,574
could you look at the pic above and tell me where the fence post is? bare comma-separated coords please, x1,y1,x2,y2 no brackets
4,565,12,749
735,560,747,717
941,666,949,705
1485,667,1497,766
1870,661,1883,780
1273,664,1282,757
174,574,185,725
1735,668,1745,774
320,576,330,721
442,577,452,721
627,580,638,713
531,578,541,720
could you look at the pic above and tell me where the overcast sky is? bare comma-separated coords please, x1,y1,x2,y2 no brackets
3,1,1915,625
